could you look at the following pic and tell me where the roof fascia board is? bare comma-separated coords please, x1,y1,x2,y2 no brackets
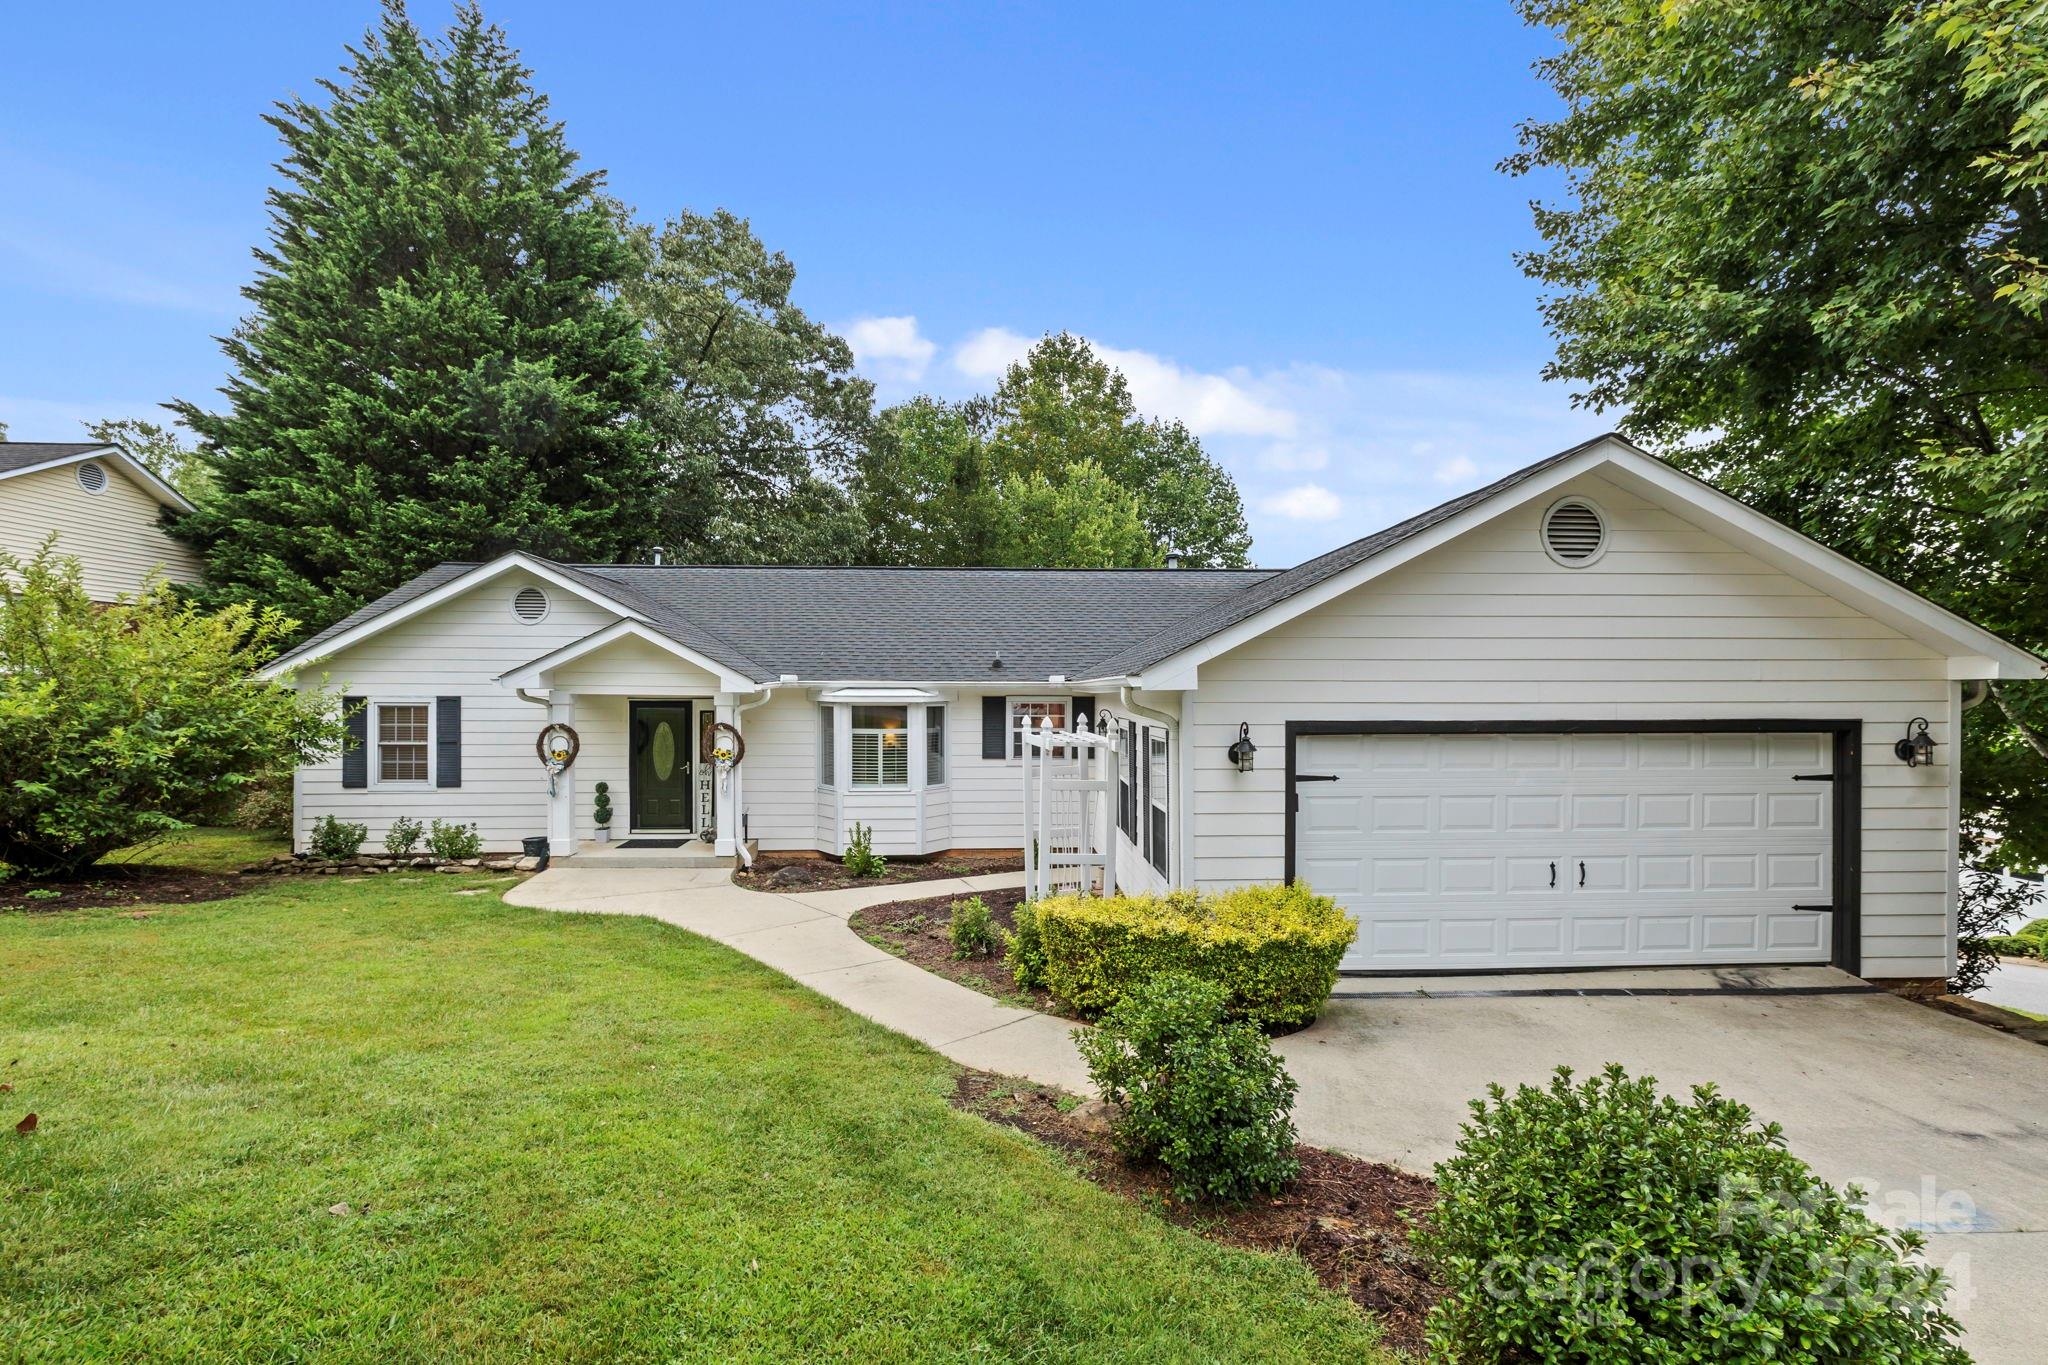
258,554,649,680
1111,443,1617,689
1596,457,2045,679
496,618,755,692
0,446,196,514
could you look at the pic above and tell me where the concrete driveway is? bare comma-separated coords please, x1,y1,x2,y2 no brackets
1278,971,2048,1364
510,868,2044,1362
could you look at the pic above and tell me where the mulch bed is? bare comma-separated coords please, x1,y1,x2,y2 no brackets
954,1071,1441,1355
848,885,1072,1015
735,850,1023,894
0,865,245,914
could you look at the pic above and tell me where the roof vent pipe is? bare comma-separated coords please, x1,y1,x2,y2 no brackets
649,545,666,565
1163,550,1183,569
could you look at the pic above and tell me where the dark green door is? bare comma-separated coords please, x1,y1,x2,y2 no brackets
630,702,693,831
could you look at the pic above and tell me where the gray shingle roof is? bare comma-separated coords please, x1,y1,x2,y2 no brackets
279,435,1627,684
0,442,114,474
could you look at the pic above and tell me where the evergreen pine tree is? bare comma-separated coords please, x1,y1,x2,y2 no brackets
172,1,658,633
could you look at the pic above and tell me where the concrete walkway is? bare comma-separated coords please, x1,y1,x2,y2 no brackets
504,866,1094,1093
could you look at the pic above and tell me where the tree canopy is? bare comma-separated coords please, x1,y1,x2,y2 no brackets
1510,0,2048,870
619,208,872,565
170,1,660,634
857,334,1251,569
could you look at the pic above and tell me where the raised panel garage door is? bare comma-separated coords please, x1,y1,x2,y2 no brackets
1293,731,1835,972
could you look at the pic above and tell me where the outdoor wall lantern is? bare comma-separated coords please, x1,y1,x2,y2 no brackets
1894,716,1936,768
1227,722,1258,774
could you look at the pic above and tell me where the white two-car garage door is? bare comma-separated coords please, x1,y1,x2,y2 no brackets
1293,730,1836,972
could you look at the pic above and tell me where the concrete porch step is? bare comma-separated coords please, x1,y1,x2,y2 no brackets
554,839,754,870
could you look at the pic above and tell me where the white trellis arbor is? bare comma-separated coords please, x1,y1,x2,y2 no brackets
1020,712,1119,901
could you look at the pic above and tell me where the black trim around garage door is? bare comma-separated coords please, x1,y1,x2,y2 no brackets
1283,719,1864,976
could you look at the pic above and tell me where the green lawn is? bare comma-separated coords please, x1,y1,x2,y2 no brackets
1,874,1389,1362
100,824,291,874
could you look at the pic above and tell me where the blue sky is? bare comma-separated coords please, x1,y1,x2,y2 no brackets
0,1,1609,567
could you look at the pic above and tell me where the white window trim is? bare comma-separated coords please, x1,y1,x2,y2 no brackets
1145,725,1170,877
1008,695,1069,761
372,699,436,787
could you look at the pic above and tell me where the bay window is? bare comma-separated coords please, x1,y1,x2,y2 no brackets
850,705,910,789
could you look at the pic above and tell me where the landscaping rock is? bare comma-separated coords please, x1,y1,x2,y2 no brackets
514,856,541,872
768,864,815,888
436,864,465,874
481,858,516,871
1067,1098,1118,1137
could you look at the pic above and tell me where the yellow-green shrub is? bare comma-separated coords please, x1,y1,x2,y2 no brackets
1036,884,1357,1029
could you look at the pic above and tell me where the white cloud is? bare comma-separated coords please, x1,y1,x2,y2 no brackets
1260,483,1343,522
842,315,937,385
1432,454,1479,484
951,326,1035,383
1091,343,1296,439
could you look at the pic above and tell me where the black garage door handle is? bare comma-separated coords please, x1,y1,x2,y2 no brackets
1579,860,1586,887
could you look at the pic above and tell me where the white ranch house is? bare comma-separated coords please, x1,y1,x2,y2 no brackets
261,436,2044,989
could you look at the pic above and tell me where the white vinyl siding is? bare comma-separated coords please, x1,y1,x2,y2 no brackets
293,568,622,852
0,460,202,602
1186,471,1959,979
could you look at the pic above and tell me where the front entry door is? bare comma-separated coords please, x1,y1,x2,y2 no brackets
630,702,694,831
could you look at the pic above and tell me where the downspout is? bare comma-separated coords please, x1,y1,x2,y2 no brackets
1962,678,1989,711
515,688,550,710
727,677,793,869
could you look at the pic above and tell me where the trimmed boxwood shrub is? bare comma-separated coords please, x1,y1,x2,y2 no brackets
1076,973,1300,1203
1415,1064,1970,1364
1036,884,1357,1029
1986,932,2040,958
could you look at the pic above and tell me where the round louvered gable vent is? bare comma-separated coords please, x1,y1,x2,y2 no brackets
76,461,109,494
1541,498,1607,566
512,586,550,623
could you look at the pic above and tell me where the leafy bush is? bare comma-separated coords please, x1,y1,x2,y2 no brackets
2021,917,2048,941
383,815,425,858
232,769,295,835
1986,933,2040,958
0,544,345,875
842,821,886,878
949,896,1002,959
308,814,368,860
427,819,482,861
1006,900,1048,988
1076,973,1300,1204
1035,883,1357,1029
1414,1064,1969,1364
592,781,613,829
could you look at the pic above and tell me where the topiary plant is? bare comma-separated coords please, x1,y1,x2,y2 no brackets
1414,1064,1969,1364
1076,973,1300,1204
592,781,612,830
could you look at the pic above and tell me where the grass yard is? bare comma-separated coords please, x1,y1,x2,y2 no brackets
1,874,1391,1363
100,824,291,875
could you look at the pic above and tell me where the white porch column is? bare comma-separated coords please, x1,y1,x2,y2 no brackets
714,692,738,857
547,692,576,857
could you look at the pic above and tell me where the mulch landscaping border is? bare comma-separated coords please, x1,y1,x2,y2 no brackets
848,885,1072,1016
735,850,1023,894
953,1071,1441,1356
0,865,247,914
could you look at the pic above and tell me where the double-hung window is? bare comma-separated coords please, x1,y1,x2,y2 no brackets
1144,726,1170,877
1118,720,1138,840
926,705,947,786
377,703,431,783
850,706,910,789
1009,697,1067,758
818,705,835,786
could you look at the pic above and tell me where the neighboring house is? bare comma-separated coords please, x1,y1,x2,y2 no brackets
259,435,2044,988
0,441,201,602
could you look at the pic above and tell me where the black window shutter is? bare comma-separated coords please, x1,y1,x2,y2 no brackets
981,695,1008,760
1140,725,1152,859
341,696,367,789
1070,695,1093,734
435,696,462,788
